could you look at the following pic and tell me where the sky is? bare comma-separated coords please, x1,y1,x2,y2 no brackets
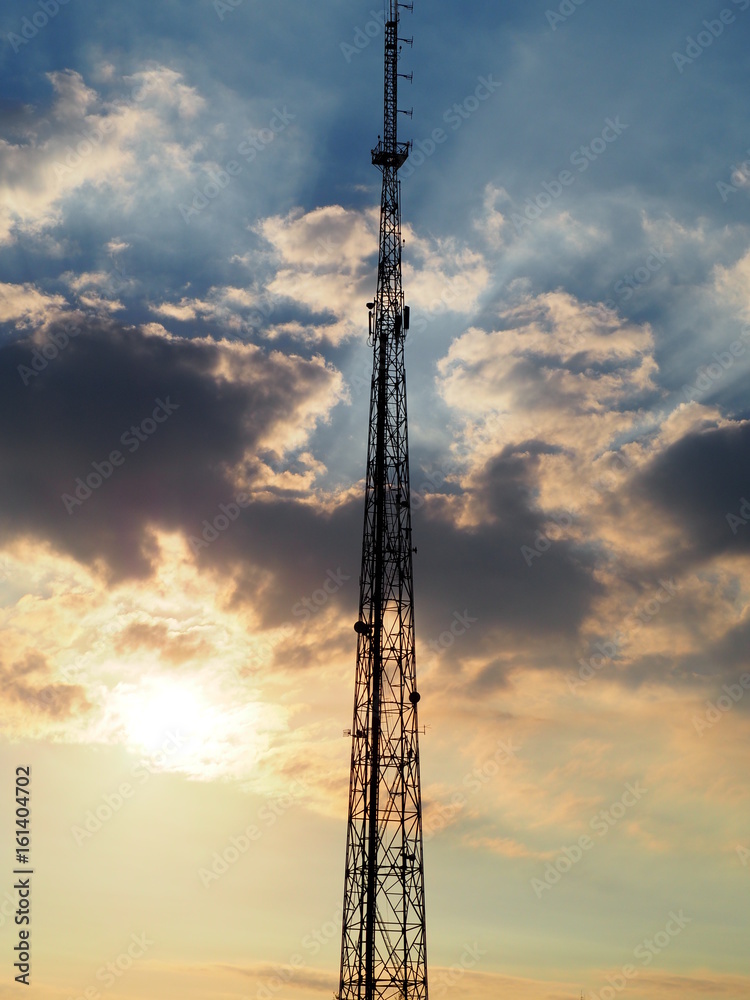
0,0,749,998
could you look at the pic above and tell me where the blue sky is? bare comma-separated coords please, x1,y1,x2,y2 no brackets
0,2,749,999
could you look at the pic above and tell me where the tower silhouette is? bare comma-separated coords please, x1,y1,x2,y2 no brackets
338,3,428,999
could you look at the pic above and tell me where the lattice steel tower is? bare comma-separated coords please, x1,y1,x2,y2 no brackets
338,2,427,999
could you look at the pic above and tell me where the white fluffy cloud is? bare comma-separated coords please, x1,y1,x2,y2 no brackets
0,282,68,327
437,289,658,481
0,69,194,244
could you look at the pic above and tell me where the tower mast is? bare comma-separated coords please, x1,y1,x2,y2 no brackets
339,3,427,1000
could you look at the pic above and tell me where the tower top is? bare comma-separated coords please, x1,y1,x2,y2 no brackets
370,0,412,171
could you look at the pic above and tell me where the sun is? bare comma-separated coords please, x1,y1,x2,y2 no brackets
122,677,212,755
106,671,285,781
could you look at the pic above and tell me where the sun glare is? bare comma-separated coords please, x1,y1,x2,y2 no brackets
106,672,284,781
123,678,211,755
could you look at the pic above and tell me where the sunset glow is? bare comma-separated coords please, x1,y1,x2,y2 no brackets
1,1,749,999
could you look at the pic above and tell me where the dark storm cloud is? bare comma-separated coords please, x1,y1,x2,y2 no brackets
0,315,602,656
193,489,363,630
0,0,744,681
217,437,601,666
631,420,750,568
0,322,340,581
414,442,603,670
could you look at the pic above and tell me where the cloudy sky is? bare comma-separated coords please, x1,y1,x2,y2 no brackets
1,0,749,997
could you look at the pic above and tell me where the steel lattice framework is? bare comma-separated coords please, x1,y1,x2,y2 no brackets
338,3,427,1000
